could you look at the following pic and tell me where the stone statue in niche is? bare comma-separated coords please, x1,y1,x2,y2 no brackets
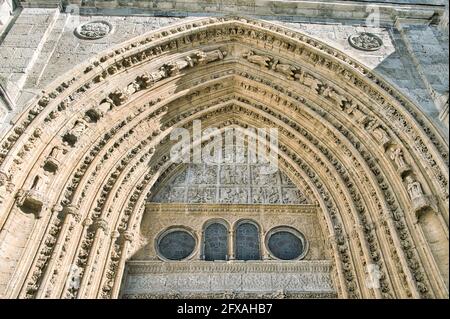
63,117,89,146
126,81,141,96
44,145,66,172
108,89,128,106
343,100,368,125
405,176,432,215
365,119,391,149
16,172,50,217
243,51,271,68
390,147,411,177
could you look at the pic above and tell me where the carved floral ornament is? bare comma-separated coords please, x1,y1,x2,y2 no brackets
74,20,113,40
0,16,447,300
348,32,383,51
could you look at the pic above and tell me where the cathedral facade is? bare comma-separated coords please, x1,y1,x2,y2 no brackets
0,0,448,299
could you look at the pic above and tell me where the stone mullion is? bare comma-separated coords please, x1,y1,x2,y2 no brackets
34,205,81,298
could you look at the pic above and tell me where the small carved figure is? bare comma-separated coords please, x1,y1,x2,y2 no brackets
322,86,347,107
164,56,194,75
243,51,271,68
406,176,424,200
390,147,411,176
294,70,321,92
64,117,89,146
193,49,227,64
271,60,298,80
365,119,391,148
344,100,368,124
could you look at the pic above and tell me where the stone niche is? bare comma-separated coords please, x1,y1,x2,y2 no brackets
119,203,335,298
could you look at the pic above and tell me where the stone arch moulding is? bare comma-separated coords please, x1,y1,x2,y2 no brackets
0,16,448,299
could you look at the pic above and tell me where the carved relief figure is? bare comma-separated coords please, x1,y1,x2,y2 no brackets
321,86,347,107
390,147,411,176
294,70,321,92
221,165,234,184
343,100,368,125
271,60,298,80
64,117,89,145
164,56,194,75
365,119,391,148
405,176,431,214
406,176,424,200
243,51,271,68
193,49,227,64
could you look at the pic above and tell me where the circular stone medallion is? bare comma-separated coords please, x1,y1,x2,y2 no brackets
348,32,383,51
75,20,113,40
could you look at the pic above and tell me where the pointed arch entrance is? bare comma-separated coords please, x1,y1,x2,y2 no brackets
0,16,447,299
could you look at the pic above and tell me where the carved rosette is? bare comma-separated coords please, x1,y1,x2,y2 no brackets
348,32,383,51
74,21,113,40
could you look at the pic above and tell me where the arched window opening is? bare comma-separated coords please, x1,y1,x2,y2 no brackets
203,223,228,261
235,222,260,260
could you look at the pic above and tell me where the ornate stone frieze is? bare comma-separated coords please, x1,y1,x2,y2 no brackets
120,261,335,298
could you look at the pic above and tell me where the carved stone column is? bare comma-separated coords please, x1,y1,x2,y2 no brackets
228,229,235,260
109,231,134,298
76,218,109,299
34,204,81,298
327,234,349,299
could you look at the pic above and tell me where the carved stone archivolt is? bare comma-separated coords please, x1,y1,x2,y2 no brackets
0,16,447,300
